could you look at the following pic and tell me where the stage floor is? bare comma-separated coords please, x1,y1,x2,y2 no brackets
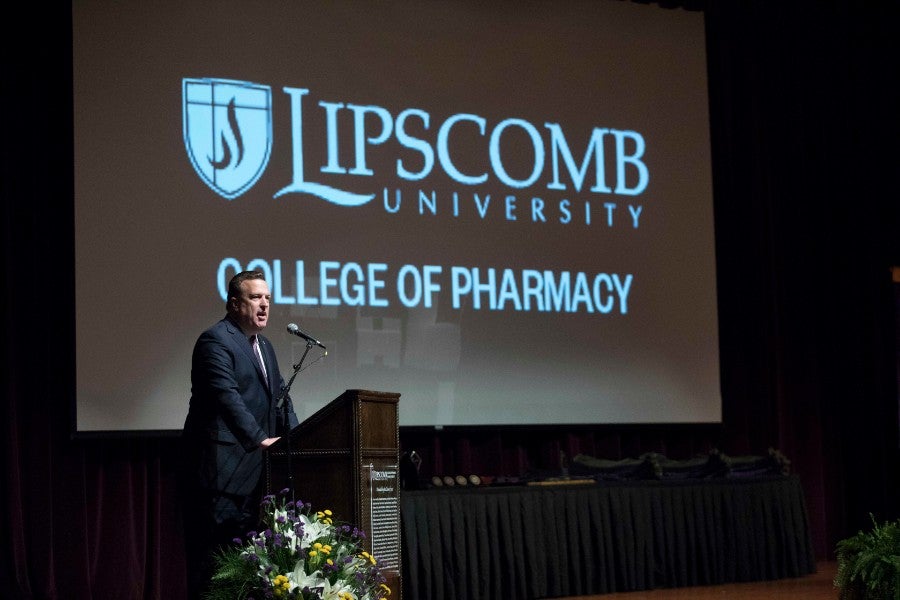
550,561,837,600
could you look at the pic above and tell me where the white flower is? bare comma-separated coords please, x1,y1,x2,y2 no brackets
299,513,332,548
289,562,326,592
321,577,358,600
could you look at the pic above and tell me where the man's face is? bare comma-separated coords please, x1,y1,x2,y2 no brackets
231,278,271,335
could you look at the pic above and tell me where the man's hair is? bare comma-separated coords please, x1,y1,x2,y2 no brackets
226,271,266,310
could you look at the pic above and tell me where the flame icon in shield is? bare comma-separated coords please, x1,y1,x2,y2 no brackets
183,78,272,200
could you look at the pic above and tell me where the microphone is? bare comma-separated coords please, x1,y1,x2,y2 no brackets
286,323,327,350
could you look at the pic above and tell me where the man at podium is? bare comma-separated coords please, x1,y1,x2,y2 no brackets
180,270,299,598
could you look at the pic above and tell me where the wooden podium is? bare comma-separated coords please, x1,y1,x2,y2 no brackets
263,389,401,598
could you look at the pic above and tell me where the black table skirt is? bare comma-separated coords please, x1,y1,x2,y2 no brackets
400,475,816,600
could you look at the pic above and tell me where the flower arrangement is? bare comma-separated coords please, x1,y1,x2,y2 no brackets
205,488,391,600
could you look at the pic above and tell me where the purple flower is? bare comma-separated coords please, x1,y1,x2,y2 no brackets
279,487,291,495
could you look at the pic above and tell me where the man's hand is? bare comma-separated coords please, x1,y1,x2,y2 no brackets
260,437,280,449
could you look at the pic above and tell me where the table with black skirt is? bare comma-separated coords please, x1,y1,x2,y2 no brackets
400,475,815,600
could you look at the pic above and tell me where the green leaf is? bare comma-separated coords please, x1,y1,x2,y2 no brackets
834,514,900,599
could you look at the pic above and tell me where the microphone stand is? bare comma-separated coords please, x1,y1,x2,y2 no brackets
277,339,314,504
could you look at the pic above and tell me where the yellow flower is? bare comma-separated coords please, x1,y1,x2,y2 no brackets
271,574,291,597
380,583,392,595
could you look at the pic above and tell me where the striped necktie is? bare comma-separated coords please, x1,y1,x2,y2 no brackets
251,335,268,386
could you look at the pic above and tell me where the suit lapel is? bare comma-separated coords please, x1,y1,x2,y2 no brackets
225,319,272,397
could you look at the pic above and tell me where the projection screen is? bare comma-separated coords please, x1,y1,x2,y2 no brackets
73,0,719,431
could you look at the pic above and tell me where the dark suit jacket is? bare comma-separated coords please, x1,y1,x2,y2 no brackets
182,316,299,497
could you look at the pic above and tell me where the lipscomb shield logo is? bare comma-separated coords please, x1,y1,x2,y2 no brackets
183,78,272,200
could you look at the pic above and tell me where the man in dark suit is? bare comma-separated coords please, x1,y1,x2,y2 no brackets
180,270,299,598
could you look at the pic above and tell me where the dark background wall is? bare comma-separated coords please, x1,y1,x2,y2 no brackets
2,1,899,598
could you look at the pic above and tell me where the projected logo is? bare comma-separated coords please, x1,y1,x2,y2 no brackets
183,78,272,200
181,76,649,225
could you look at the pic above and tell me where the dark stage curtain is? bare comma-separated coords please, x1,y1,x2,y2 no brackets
2,1,898,599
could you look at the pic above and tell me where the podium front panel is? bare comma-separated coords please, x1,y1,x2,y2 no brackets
263,389,402,599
